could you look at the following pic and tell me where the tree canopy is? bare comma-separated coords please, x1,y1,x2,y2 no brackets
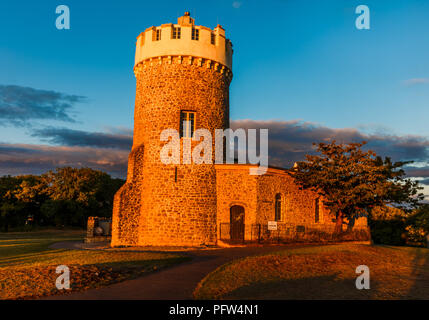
0,167,124,231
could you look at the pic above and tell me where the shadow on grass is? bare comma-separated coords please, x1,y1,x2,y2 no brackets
222,274,377,300
407,247,429,299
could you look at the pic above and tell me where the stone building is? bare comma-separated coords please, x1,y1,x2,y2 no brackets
111,13,369,247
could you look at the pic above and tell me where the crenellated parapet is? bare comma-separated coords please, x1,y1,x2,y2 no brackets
134,12,233,73
133,55,233,82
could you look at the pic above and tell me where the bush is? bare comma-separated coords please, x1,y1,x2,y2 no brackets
370,219,406,245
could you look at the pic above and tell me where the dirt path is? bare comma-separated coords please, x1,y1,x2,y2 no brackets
44,243,304,300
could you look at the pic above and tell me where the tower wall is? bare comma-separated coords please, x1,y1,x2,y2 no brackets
111,14,233,246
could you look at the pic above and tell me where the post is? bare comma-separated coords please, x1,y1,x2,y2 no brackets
86,216,97,238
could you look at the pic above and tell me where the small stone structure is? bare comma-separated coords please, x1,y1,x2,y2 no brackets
86,217,112,243
111,13,370,247
216,165,369,243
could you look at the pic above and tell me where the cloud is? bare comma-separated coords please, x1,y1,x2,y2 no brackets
405,167,429,178
419,178,429,186
230,119,429,170
0,85,85,126
232,1,242,9
0,143,128,178
31,127,132,150
403,78,429,86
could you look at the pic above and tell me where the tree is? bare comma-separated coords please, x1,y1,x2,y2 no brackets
290,141,424,234
0,176,26,231
38,167,124,226
406,204,429,244
0,168,124,230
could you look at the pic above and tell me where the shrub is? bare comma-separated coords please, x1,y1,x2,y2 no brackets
370,219,406,245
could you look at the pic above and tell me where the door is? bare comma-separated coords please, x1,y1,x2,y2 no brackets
230,205,245,242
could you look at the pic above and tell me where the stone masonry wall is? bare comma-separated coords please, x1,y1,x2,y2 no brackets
216,166,370,242
216,166,258,241
111,145,144,246
112,56,231,246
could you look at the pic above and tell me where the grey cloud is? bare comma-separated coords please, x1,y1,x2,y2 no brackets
0,85,85,126
31,127,132,150
0,143,128,178
405,167,429,178
230,119,429,172
419,178,429,186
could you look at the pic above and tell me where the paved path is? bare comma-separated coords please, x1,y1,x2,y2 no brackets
45,243,305,300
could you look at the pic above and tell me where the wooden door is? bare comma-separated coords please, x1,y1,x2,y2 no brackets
230,205,245,242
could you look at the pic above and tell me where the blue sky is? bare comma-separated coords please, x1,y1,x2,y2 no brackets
0,0,429,196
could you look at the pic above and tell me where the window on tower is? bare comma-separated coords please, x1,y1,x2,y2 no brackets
180,111,196,138
191,27,199,41
211,32,216,45
172,26,181,39
153,29,161,41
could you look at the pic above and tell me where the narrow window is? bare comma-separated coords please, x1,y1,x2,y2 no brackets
191,27,199,41
315,198,320,223
153,29,161,41
172,26,181,39
275,193,282,221
180,111,196,138
211,32,216,45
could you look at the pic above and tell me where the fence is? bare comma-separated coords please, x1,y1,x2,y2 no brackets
219,222,370,244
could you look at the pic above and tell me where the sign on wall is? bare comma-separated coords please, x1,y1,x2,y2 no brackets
268,221,278,231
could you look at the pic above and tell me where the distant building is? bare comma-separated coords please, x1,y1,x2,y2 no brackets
111,13,369,247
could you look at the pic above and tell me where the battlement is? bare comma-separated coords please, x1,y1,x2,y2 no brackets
134,12,233,71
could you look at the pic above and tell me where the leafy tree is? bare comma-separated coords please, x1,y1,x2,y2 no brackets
409,204,429,232
290,141,424,234
406,204,429,244
0,176,27,231
13,175,47,226
0,168,124,230
39,167,124,226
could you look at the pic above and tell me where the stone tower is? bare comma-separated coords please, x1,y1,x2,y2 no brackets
111,13,233,246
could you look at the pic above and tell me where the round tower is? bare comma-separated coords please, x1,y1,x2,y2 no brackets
111,12,233,246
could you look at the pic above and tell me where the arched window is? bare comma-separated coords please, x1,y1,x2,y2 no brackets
275,193,282,221
315,198,320,223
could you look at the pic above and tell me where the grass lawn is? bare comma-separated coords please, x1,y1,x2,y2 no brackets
0,229,189,300
194,244,429,300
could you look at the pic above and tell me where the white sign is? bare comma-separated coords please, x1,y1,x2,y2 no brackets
268,221,277,231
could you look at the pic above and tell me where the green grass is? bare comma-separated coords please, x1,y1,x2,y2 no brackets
194,244,429,300
0,229,189,299
0,229,85,266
